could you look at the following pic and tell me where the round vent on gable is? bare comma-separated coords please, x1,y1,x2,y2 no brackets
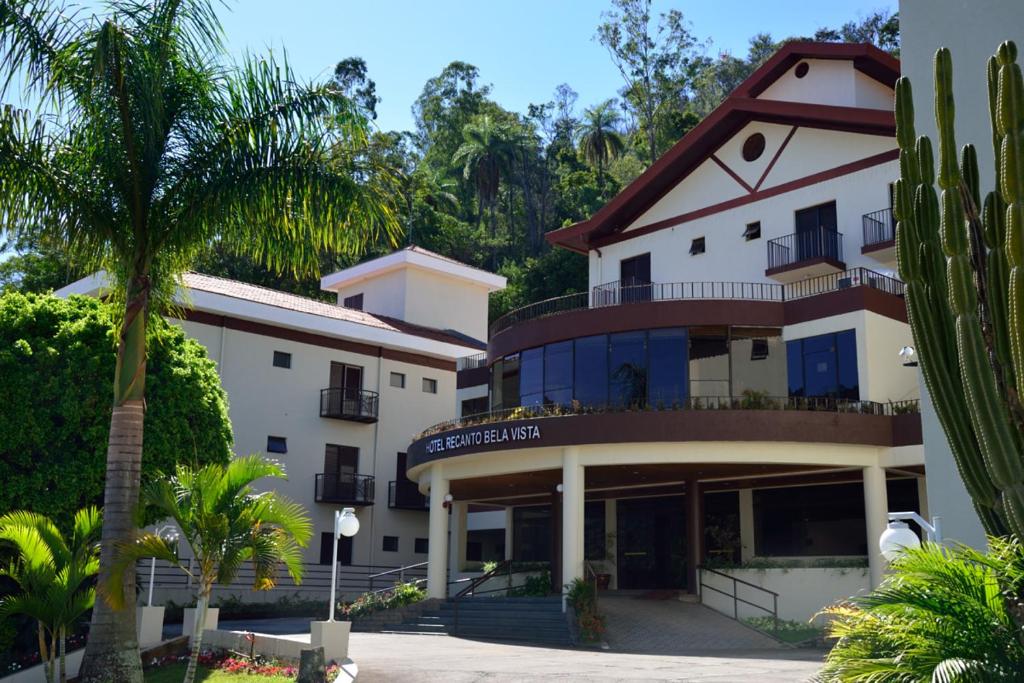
741,133,766,162
795,61,810,78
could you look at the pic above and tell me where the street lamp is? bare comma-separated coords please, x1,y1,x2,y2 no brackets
899,346,918,367
147,525,179,607
879,511,941,562
327,508,360,622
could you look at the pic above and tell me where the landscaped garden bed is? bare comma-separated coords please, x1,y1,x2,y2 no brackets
144,651,343,682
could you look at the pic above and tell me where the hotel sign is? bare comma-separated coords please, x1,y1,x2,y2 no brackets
424,423,542,455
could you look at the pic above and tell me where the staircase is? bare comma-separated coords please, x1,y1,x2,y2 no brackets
382,596,573,646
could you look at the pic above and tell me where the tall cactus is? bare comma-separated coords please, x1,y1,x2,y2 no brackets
895,41,1024,538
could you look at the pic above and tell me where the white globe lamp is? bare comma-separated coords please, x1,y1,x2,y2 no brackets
338,507,360,538
879,520,921,561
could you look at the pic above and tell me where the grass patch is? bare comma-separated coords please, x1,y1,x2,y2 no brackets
144,663,294,683
743,616,823,644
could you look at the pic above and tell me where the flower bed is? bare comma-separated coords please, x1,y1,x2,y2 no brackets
144,650,343,681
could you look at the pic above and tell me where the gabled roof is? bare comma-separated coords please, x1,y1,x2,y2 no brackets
320,245,506,292
547,42,900,254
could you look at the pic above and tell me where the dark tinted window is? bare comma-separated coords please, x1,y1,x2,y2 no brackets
343,293,364,310
267,436,287,454
414,538,429,554
609,331,647,408
754,482,871,557
273,351,291,368
704,491,741,564
520,347,544,406
544,341,573,406
787,330,858,399
382,536,398,552
574,335,608,408
648,328,688,407
513,505,551,562
585,501,606,561
461,396,488,416
319,532,352,565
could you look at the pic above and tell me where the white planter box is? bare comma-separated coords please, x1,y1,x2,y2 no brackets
182,606,219,636
311,620,351,662
136,605,165,647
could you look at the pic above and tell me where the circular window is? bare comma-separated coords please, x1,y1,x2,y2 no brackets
741,133,766,162
795,61,810,78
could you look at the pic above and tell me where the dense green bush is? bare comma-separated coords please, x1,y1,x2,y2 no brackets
565,578,604,643
0,293,232,527
341,581,426,619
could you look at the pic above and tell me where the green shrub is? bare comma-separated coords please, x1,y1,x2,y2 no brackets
0,293,232,527
565,578,604,643
340,581,426,619
510,571,551,597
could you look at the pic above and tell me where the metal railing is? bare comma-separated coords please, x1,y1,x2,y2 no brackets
319,387,379,423
489,266,902,337
698,565,779,635
416,397,920,440
448,561,552,635
368,561,429,593
862,207,894,248
388,480,430,510
766,227,843,271
457,353,489,371
314,473,375,505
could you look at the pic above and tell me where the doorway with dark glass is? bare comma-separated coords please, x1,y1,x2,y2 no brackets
616,495,687,590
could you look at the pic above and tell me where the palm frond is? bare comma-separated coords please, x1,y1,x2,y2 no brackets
104,533,182,609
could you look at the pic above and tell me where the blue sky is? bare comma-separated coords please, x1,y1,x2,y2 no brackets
218,0,897,133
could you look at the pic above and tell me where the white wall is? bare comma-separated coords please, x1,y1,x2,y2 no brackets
900,0,1022,550
701,567,870,622
333,269,407,321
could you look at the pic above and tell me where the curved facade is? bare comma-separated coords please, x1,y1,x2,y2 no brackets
408,43,926,619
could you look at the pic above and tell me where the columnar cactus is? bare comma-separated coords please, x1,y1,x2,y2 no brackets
895,41,1024,538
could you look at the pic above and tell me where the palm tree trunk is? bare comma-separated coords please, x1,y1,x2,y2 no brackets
184,586,212,683
58,626,66,683
78,274,150,683
38,623,52,683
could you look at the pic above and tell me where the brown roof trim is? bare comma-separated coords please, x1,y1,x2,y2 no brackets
587,148,898,251
406,410,920,471
181,309,456,371
862,239,895,255
546,44,898,254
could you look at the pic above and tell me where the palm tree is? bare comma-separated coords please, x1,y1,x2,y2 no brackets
0,507,102,683
0,3,398,680
817,537,1024,682
576,100,625,190
453,114,518,238
108,456,311,683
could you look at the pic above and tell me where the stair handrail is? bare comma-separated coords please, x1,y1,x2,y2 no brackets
697,565,780,635
455,559,512,598
367,561,428,593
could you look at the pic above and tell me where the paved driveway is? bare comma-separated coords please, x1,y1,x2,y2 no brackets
351,632,824,682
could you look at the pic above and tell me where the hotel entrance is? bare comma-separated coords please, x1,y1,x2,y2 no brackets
616,495,688,590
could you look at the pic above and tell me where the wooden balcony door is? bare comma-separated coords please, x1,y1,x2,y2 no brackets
329,362,363,414
324,444,359,499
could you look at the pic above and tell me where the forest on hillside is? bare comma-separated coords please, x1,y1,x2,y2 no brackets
0,0,899,323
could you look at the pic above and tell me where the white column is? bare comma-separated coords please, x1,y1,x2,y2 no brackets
917,476,930,521
605,499,617,589
863,464,889,588
504,507,514,560
449,501,468,576
739,488,755,562
427,467,450,599
561,447,585,591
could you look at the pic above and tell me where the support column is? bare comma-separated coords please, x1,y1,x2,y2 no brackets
427,467,450,599
686,479,701,593
449,501,468,577
917,476,930,521
739,488,755,563
863,464,889,588
504,507,514,561
561,447,585,593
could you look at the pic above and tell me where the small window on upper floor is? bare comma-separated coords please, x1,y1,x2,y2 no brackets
267,436,287,454
414,538,429,554
343,293,364,310
743,222,761,241
390,372,406,388
689,237,706,256
750,339,770,361
272,351,292,369
382,536,399,552
422,378,438,394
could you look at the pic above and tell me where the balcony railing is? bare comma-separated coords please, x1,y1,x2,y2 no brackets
320,387,379,423
315,473,375,505
417,396,920,440
766,227,844,271
862,208,895,248
457,353,489,371
489,268,904,336
388,480,430,510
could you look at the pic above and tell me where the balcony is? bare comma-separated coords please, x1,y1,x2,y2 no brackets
314,473,375,505
765,227,845,282
320,387,379,423
388,480,430,511
862,208,895,262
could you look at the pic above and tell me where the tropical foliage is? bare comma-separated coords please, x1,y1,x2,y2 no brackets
341,581,426,619
0,1,398,679
816,538,1024,682
0,507,101,683
108,455,312,683
0,293,231,526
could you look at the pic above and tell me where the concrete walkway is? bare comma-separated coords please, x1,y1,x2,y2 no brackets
350,632,823,682
601,593,783,653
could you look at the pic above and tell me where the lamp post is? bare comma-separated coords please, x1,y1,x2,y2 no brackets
147,525,178,606
328,508,360,622
879,511,941,562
